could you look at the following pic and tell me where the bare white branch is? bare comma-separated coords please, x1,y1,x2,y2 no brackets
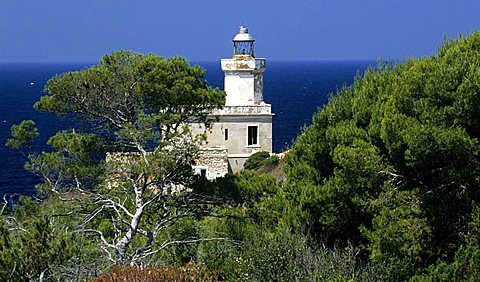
1,194,9,216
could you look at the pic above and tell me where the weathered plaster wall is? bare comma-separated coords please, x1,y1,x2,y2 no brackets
191,115,272,154
190,113,273,173
221,58,265,106
253,73,264,104
224,73,255,105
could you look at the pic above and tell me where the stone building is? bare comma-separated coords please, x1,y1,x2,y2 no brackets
192,26,273,176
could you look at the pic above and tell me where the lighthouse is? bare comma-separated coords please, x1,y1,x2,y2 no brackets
222,26,266,106
192,26,273,176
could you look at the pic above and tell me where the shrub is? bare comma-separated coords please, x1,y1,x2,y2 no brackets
90,263,218,282
259,154,279,168
243,151,271,170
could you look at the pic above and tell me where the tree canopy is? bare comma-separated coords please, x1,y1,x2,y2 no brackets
6,51,226,266
284,32,480,279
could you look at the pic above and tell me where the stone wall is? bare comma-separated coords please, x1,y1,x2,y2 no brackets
105,152,139,189
106,147,229,188
193,146,229,180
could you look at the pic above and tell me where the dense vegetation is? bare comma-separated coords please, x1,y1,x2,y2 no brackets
283,32,480,280
2,33,479,281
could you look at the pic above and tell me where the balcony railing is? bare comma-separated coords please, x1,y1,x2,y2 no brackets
212,105,272,115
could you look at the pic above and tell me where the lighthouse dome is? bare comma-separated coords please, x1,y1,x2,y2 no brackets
233,26,254,42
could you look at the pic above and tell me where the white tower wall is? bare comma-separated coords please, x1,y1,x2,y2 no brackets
221,58,266,106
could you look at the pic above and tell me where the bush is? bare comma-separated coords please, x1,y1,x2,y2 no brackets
259,154,279,168
411,245,480,281
91,263,218,282
243,151,272,170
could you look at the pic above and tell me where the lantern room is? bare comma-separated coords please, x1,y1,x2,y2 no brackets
233,26,255,57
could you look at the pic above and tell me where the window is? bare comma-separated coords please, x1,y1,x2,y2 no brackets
195,166,208,178
224,128,229,141
247,126,258,146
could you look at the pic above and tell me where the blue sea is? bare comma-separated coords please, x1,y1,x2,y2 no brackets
0,61,374,196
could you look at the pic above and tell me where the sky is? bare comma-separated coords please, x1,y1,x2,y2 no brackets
1,0,479,63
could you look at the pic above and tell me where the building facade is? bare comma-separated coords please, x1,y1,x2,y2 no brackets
192,26,273,175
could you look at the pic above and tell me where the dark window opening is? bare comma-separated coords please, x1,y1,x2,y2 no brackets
200,169,207,178
247,126,258,146
224,128,229,141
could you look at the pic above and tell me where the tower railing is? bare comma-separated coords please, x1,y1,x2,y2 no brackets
212,105,272,115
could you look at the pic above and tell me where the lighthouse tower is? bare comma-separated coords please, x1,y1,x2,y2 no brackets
192,26,273,176
222,26,266,106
